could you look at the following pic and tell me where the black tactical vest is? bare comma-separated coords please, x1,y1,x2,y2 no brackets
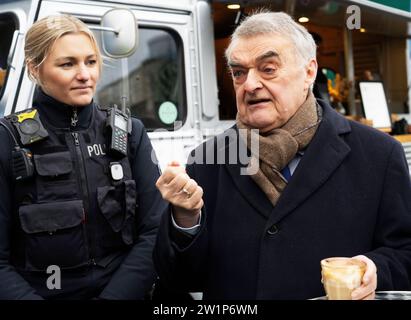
9,103,138,272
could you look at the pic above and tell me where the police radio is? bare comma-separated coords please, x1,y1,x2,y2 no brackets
106,98,130,157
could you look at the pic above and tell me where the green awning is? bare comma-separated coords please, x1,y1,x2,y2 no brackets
369,0,411,12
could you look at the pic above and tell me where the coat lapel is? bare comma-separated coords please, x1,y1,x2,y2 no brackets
225,164,273,219
223,104,351,223
268,104,352,225
223,127,273,219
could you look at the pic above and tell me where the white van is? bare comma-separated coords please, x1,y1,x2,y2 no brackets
0,0,233,168
1,0,411,170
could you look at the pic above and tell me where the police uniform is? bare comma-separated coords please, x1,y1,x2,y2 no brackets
0,88,166,299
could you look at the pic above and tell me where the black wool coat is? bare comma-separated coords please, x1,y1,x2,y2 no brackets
154,100,411,300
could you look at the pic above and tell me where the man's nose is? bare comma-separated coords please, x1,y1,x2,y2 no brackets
76,64,90,81
243,69,262,92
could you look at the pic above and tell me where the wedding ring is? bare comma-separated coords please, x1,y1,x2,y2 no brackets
182,188,191,197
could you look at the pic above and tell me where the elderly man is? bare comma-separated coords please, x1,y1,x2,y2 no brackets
154,11,411,299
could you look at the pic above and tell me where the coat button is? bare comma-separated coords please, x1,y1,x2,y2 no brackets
267,224,279,235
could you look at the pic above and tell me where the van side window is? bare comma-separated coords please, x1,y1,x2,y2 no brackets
94,27,186,131
0,13,17,102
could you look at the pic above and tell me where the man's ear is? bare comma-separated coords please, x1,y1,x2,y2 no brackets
304,59,318,90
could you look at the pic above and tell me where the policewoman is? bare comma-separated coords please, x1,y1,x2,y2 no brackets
0,15,166,299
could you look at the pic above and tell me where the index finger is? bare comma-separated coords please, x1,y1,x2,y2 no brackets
158,164,187,185
168,160,182,167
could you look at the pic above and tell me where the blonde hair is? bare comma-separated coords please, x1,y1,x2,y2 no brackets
25,14,102,82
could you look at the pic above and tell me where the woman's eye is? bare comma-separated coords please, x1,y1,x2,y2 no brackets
60,62,73,67
87,60,97,66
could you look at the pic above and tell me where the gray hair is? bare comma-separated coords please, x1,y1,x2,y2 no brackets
225,11,317,66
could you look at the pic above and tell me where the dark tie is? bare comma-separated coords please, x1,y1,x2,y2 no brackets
281,165,291,182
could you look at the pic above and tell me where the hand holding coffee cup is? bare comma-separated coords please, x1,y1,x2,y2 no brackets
321,255,377,300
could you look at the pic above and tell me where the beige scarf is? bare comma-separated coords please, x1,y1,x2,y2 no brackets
237,92,321,206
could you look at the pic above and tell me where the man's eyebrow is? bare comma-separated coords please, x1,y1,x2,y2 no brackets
228,50,280,68
227,61,244,69
256,50,280,63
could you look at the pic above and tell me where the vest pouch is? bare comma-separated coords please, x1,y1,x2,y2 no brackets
19,200,89,271
34,151,77,201
97,180,137,245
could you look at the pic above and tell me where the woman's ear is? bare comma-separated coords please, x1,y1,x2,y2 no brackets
27,62,39,83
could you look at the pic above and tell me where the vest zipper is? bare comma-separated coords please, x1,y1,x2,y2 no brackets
71,108,78,127
71,131,95,265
